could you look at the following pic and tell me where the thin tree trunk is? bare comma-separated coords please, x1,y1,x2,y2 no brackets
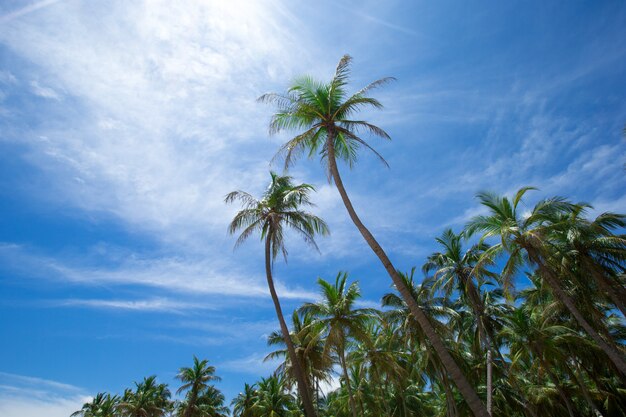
264,235,318,417
486,348,492,416
528,250,626,378
338,347,358,417
326,136,490,417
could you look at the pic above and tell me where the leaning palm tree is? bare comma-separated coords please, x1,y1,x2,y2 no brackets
176,357,221,417
226,171,329,417
301,272,376,417
466,187,626,378
259,54,490,417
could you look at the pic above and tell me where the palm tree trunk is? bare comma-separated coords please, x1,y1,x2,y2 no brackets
326,137,490,417
486,348,492,416
338,346,358,417
527,250,626,378
182,388,198,417
264,235,318,417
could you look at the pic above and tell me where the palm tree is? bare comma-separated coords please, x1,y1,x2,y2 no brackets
253,374,298,417
226,171,329,417
301,272,376,417
266,310,333,410
118,376,172,417
259,54,490,417
176,357,221,417
176,386,230,417
423,229,501,414
231,383,257,417
466,187,626,378
72,393,119,417
553,209,626,318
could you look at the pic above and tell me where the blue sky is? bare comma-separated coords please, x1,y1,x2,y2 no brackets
0,0,625,415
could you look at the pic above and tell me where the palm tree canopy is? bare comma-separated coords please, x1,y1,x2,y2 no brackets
176,356,221,395
258,54,394,173
225,171,329,261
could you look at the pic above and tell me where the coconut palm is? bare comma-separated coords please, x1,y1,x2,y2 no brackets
72,392,119,417
176,385,230,417
266,310,333,410
231,383,257,417
423,229,501,414
300,272,376,417
226,171,329,417
176,357,221,417
253,374,298,417
118,376,172,417
259,54,490,417
466,187,626,378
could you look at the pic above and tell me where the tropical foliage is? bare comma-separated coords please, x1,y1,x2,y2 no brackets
75,56,625,417
236,189,625,417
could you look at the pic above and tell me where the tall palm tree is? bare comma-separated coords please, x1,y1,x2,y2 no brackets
226,171,329,417
259,54,490,417
466,187,626,378
72,393,119,417
301,272,376,417
176,357,221,417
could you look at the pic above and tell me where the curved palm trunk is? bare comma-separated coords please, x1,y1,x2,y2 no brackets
326,137,490,417
528,250,626,379
264,235,318,417
338,346,359,417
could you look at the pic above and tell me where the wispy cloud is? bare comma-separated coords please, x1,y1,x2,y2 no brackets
0,243,317,300
29,80,61,100
0,0,64,24
0,372,87,417
55,297,216,313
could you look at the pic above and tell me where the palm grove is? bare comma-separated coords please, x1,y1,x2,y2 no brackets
73,55,626,417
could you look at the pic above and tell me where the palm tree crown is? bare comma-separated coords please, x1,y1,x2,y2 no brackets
225,171,329,260
259,54,394,173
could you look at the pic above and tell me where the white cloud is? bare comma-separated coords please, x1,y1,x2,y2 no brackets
0,0,315,247
30,80,61,100
0,372,88,417
0,243,317,300
56,297,216,313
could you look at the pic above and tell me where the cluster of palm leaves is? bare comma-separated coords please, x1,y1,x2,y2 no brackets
232,188,626,417
72,357,228,417
226,55,626,417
